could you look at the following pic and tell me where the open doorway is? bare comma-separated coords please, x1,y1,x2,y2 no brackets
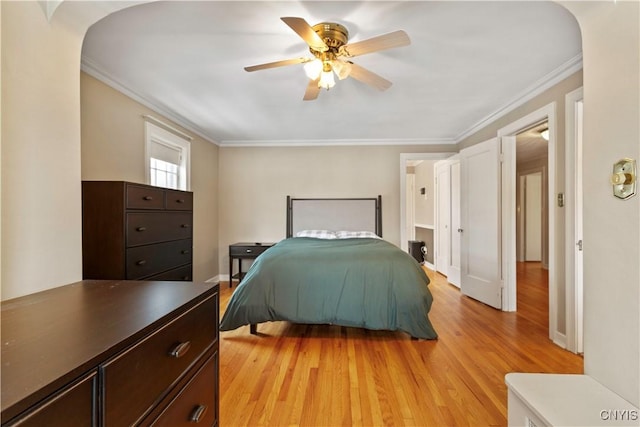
516,122,549,268
499,102,559,344
515,122,550,328
400,153,456,257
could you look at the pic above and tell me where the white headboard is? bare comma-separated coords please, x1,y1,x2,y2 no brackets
286,196,382,238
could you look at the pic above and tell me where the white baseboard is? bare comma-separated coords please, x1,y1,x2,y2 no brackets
422,262,435,270
215,274,237,283
553,331,567,349
206,275,223,283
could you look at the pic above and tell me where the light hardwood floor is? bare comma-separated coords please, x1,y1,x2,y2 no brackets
219,262,583,426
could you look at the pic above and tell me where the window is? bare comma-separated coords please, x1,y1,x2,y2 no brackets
145,121,190,190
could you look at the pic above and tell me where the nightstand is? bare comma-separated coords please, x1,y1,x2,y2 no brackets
228,242,275,287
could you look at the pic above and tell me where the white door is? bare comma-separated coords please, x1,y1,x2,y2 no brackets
524,172,543,261
566,89,584,354
406,174,416,241
435,162,450,276
460,138,502,309
574,100,584,353
448,160,461,287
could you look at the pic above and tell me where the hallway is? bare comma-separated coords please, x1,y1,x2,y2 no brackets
516,261,549,330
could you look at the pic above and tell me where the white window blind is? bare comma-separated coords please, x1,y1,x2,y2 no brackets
149,139,181,165
144,120,190,191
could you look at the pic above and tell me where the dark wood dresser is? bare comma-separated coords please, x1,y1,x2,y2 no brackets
1,280,219,426
82,181,193,281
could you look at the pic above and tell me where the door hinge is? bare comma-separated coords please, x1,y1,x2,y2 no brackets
577,240,583,251
499,153,504,163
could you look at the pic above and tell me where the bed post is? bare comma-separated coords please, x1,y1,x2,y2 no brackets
286,195,292,238
377,195,383,237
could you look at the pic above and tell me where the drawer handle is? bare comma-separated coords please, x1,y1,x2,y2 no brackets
245,249,253,253
181,224,190,228
136,226,147,232
169,341,191,358
143,196,153,201
181,249,190,254
189,405,208,423
176,199,185,204
136,260,146,266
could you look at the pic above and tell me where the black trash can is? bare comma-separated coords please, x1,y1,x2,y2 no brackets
408,240,425,264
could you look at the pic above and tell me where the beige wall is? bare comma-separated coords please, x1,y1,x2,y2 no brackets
562,1,639,406
218,144,450,275
414,160,435,226
81,72,219,282
1,1,86,299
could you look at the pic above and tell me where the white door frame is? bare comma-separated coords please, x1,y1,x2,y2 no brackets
497,103,557,340
565,87,584,354
400,153,456,253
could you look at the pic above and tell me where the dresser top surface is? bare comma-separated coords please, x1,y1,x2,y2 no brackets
82,180,192,192
1,280,217,420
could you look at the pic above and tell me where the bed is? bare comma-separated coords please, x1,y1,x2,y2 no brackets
219,196,438,339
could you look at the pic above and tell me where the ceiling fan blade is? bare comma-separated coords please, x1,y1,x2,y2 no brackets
339,30,410,58
303,79,321,101
348,63,392,91
244,57,310,72
281,17,328,52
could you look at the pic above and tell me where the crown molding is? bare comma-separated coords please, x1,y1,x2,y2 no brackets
81,57,220,146
82,51,582,148
218,138,456,148
455,53,583,143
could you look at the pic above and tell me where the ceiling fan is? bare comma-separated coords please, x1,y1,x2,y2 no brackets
244,17,411,101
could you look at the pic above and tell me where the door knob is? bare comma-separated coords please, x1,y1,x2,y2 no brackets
611,158,636,200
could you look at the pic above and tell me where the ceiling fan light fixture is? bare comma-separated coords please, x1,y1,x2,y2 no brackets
245,17,411,100
318,69,336,89
304,59,322,80
331,59,352,80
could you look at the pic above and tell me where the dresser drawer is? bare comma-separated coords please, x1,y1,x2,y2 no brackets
148,352,218,427
127,212,192,246
126,240,192,280
102,293,217,426
8,373,96,427
146,264,193,281
127,185,165,210
165,190,193,211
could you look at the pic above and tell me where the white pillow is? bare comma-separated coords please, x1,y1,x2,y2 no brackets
295,230,337,239
335,230,380,239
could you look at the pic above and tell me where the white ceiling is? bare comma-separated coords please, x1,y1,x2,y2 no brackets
81,1,582,146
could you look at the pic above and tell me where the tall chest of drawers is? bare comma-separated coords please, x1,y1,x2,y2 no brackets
1,280,219,426
82,181,193,281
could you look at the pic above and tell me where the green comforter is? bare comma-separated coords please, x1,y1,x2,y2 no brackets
219,237,438,339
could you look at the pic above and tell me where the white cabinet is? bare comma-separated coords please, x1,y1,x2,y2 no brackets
506,373,639,427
